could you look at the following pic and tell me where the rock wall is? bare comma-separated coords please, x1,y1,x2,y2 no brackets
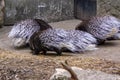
5,0,74,25
97,0,120,18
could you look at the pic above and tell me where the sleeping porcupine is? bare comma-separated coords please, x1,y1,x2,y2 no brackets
8,19,52,48
29,28,97,55
75,15,120,44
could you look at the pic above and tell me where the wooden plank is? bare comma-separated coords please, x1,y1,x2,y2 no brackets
0,0,5,27
74,0,97,20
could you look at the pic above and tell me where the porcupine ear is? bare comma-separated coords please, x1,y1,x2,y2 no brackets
34,19,52,31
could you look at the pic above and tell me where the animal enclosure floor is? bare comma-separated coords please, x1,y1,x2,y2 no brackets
0,19,120,62
0,19,120,79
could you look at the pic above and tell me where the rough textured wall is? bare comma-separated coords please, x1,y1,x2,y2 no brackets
5,0,74,25
0,0,5,27
97,0,120,18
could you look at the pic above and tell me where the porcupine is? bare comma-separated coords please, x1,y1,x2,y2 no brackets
8,19,52,48
75,15,119,44
29,28,97,55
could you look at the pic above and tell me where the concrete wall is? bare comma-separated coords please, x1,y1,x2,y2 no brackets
97,0,120,18
4,0,120,25
5,0,74,25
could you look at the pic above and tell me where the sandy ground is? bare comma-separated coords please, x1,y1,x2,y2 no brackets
0,19,120,80
0,49,119,80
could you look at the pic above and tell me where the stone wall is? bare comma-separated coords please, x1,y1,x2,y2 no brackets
5,0,74,25
97,0,120,18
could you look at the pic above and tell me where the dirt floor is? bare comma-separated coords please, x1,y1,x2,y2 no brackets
0,19,120,80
